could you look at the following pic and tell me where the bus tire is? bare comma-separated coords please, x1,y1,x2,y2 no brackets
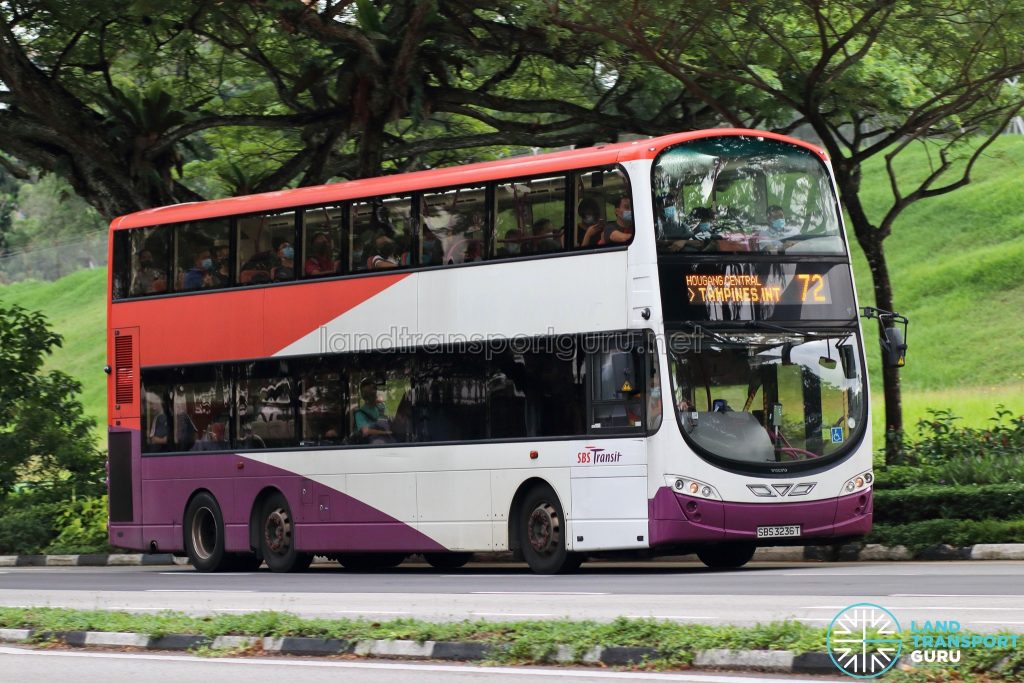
424,552,473,570
184,492,229,572
259,492,313,573
337,553,406,570
519,484,581,574
697,542,756,569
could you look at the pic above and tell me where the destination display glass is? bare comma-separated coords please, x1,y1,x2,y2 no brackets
659,261,858,323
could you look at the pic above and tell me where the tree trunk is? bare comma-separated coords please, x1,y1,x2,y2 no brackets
839,177,905,464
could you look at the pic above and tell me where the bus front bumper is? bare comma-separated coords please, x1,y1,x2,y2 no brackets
648,486,872,547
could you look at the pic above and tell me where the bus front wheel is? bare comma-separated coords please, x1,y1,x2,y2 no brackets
424,552,473,570
519,484,583,574
259,492,313,573
697,542,756,569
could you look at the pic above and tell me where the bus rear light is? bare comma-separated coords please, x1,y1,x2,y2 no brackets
854,477,864,488
674,478,685,491
688,482,699,495
529,450,538,460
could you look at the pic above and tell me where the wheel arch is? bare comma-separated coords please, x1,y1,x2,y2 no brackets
248,485,286,553
507,477,556,553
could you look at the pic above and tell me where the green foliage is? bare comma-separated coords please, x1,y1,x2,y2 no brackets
45,496,111,554
874,484,1024,525
908,407,1024,467
0,500,59,555
7,174,105,250
867,519,1024,552
0,303,103,552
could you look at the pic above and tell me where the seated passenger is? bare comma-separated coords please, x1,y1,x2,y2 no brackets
497,229,525,257
420,226,444,265
182,246,215,290
600,195,634,244
271,238,295,281
304,232,338,276
367,235,400,269
131,248,167,295
577,196,605,247
353,378,395,444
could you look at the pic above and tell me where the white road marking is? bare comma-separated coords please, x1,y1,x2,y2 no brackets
0,646,807,681
623,615,717,621
470,612,555,618
145,589,255,593
807,605,1023,611
471,592,609,596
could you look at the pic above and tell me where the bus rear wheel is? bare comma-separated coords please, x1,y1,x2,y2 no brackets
184,492,230,572
519,484,583,574
259,492,313,573
697,542,756,569
424,552,473,570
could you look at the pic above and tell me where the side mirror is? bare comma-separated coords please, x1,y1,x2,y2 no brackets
881,327,907,368
861,307,909,368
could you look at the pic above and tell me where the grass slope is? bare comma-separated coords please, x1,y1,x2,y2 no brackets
851,136,1024,439
0,268,107,438
1,137,1022,445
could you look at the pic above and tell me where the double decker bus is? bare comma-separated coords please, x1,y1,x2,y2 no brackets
107,129,888,574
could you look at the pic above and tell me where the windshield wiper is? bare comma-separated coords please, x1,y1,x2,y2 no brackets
680,321,734,345
743,320,821,337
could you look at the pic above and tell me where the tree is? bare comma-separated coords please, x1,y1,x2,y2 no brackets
0,304,102,501
551,0,1024,462
0,1,721,220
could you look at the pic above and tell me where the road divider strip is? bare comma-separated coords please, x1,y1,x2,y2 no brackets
0,627,838,673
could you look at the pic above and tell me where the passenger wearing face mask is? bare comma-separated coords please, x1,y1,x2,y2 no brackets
767,205,787,234
183,246,215,290
577,196,605,247
497,229,524,257
600,195,635,245
272,238,295,281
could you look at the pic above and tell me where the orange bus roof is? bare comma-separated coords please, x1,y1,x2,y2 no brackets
111,128,827,230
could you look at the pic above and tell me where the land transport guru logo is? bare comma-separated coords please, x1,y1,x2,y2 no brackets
828,603,903,678
828,602,1021,678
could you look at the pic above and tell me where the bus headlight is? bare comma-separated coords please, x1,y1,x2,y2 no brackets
841,471,872,495
666,476,720,500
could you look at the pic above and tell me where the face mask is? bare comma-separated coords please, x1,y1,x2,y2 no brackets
200,258,213,270
771,218,786,230
663,206,677,221
506,243,520,255
650,387,662,399
582,214,597,224
313,241,329,253
282,246,295,259
622,210,633,222
140,260,153,269
697,222,711,231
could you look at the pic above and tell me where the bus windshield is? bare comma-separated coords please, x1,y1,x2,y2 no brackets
653,137,845,256
668,331,865,467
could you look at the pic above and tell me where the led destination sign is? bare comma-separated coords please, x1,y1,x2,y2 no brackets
685,273,831,305
660,262,855,323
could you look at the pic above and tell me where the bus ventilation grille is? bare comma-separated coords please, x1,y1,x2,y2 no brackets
115,335,135,406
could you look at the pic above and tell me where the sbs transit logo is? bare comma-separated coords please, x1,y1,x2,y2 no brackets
828,603,903,678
